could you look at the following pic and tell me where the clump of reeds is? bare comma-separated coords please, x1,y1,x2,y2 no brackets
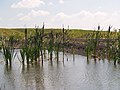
54,31,63,63
40,24,44,65
2,36,16,66
19,25,46,66
54,33,60,63
117,32,120,64
110,39,118,65
85,26,100,61
62,26,69,62
113,30,120,65
48,30,54,62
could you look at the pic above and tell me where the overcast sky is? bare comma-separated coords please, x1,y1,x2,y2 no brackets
0,0,120,29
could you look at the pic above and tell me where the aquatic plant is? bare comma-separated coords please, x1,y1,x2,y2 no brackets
40,24,44,65
2,36,16,66
117,31,120,64
106,26,112,60
93,26,100,60
48,30,54,62
54,33,61,63
20,47,26,64
62,26,65,62
2,25,120,67
85,26,101,61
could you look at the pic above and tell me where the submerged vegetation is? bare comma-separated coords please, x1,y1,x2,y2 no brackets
0,25,120,67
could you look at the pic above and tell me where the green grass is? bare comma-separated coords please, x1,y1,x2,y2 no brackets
0,28,24,39
0,28,119,40
0,28,95,39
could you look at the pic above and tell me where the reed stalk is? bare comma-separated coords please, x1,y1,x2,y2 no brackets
48,30,54,62
62,26,65,62
24,28,28,65
54,33,60,63
40,24,44,65
106,26,111,60
117,31,120,64
93,26,100,60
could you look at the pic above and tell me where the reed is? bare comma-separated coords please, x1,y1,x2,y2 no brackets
85,40,92,61
40,24,44,65
62,26,65,62
48,30,54,62
110,39,117,65
2,36,16,66
93,26,100,60
20,47,26,65
2,25,120,66
54,33,61,63
34,27,39,62
85,26,101,61
20,28,31,65
117,31,120,64
106,26,112,60
24,28,29,65
85,31,95,60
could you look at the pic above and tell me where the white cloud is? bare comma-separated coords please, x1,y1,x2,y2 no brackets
48,2,54,6
19,10,49,21
11,0,45,8
17,13,24,17
52,10,120,29
56,12,70,18
59,0,64,4
19,15,31,21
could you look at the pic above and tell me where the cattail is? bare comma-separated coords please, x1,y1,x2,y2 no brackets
98,25,100,30
24,28,27,47
108,26,112,33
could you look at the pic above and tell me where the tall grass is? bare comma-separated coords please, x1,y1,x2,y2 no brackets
40,24,44,65
62,27,65,62
2,36,16,66
48,30,54,62
1,25,120,67
55,33,60,63
93,26,100,60
86,32,94,59
106,26,111,60
85,26,100,60
117,31,120,64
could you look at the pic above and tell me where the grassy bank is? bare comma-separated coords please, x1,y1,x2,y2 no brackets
0,28,93,39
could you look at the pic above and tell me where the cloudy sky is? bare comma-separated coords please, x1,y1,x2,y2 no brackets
0,0,120,29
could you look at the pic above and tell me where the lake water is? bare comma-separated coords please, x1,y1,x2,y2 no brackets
0,52,120,90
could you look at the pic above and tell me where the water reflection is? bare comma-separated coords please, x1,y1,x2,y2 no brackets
21,63,45,90
0,53,120,90
4,65,15,90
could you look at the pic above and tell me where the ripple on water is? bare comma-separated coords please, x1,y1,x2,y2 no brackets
0,53,120,90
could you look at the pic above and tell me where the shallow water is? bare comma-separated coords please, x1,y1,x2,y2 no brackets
0,52,120,90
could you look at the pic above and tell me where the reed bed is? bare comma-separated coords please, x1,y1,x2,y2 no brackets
1,25,120,67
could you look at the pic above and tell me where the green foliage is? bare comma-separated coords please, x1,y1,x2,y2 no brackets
2,36,16,66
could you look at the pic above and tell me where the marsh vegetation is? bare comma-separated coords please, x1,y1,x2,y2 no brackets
1,25,120,90
0,25,120,67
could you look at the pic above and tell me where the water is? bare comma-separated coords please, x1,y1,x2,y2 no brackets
0,52,120,90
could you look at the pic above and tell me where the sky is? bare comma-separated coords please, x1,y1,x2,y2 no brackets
0,0,120,30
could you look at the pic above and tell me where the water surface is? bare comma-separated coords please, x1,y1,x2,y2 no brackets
0,52,120,90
